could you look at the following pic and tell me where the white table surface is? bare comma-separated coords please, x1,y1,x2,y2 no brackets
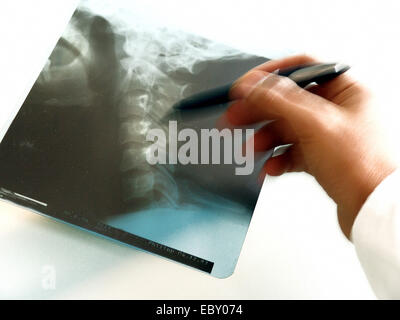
1,0,399,299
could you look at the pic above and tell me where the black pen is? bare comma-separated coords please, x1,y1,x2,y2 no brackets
173,62,350,110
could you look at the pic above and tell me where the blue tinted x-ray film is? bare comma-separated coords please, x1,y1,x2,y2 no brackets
0,0,273,278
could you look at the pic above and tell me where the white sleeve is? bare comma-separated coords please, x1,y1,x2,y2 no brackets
351,169,400,299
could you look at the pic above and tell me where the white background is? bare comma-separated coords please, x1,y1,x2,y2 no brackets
1,0,399,299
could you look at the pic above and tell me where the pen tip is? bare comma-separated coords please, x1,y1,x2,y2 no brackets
334,63,351,74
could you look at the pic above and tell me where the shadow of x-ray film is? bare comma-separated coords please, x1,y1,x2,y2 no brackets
0,2,273,278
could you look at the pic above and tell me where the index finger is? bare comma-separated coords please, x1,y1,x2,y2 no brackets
230,54,318,99
254,54,318,72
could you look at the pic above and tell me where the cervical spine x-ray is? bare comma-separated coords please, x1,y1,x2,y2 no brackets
0,0,272,278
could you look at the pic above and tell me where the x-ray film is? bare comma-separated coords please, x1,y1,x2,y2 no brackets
0,0,273,278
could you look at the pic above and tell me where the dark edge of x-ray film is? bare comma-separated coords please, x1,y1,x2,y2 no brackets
0,187,214,273
0,1,272,278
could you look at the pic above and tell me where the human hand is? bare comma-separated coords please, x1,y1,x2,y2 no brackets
221,55,397,238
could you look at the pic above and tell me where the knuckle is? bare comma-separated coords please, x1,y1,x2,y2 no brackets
249,75,299,105
258,73,297,94
267,75,301,102
274,75,298,91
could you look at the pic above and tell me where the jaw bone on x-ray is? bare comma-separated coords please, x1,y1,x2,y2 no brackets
0,0,273,278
